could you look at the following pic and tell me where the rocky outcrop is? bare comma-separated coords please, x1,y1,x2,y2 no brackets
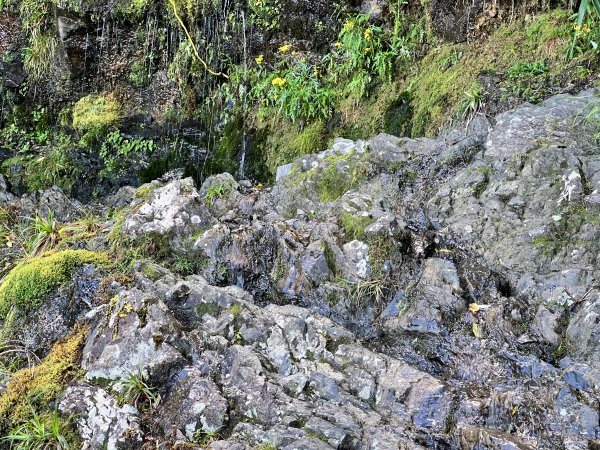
1,88,600,448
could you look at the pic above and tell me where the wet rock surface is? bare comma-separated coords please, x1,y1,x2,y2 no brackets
2,88,600,448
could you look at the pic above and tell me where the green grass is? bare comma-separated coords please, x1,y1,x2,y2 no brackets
3,408,73,449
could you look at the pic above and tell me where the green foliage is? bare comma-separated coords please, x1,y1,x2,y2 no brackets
253,60,337,123
129,56,152,88
99,130,156,180
0,250,108,319
327,14,399,99
3,408,73,450
205,180,233,205
407,10,571,136
458,83,483,119
567,0,600,59
115,0,155,19
27,211,61,256
249,0,281,30
23,32,59,82
119,371,159,409
0,107,51,151
504,60,548,102
72,94,122,133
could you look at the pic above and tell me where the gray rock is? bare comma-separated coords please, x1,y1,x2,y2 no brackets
159,367,228,440
123,177,213,255
59,383,143,450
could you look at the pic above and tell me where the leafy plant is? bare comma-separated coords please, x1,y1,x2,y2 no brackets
504,60,548,103
252,60,337,123
3,408,72,450
567,0,600,59
205,181,233,205
27,211,62,256
458,83,483,120
99,130,156,180
119,371,159,409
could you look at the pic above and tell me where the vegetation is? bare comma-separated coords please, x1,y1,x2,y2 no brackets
205,180,234,205
3,408,74,450
99,130,156,180
119,371,159,409
0,250,108,319
72,94,122,134
0,325,88,431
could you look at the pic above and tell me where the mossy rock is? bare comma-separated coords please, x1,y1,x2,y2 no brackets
0,324,88,430
72,93,122,132
383,92,414,137
0,250,108,320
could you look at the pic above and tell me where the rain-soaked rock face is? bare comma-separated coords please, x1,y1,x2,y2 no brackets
3,88,600,449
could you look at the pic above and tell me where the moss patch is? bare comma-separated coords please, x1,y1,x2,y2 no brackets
0,250,108,319
339,211,375,240
406,9,573,136
72,93,122,132
0,324,88,430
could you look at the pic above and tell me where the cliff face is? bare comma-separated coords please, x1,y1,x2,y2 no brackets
0,87,599,449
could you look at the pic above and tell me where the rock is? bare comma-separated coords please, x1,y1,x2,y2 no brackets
342,240,370,281
385,258,462,334
199,173,241,219
531,305,560,345
158,367,228,440
15,186,83,222
123,178,214,255
59,383,143,450
82,288,185,385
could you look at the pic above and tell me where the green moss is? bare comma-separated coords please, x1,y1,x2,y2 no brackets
0,250,108,319
72,93,122,133
265,120,327,176
0,324,88,430
315,151,370,202
205,117,244,176
407,9,572,136
134,183,155,199
339,211,375,240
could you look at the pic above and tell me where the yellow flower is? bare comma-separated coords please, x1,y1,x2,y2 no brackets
334,41,342,48
272,77,286,87
364,47,371,53
278,44,291,53
364,28,373,41
255,54,264,65
313,66,319,77
343,19,354,31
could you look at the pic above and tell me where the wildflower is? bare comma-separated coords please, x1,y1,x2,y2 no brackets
255,54,264,65
279,44,291,53
272,77,287,87
334,41,342,48
343,19,354,31
313,66,319,77
364,28,373,41
364,47,371,53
